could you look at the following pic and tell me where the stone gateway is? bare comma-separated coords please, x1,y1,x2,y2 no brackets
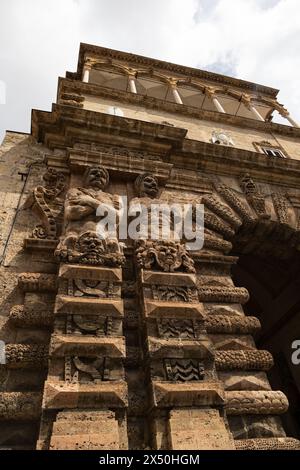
0,43,300,450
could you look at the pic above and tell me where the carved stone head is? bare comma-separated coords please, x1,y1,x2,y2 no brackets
135,173,159,198
84,166,109,190
75,231,106,265
136,240,195,273
240,173,256,195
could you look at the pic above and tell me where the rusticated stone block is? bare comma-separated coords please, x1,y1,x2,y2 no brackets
9,297,54,328
144,300,205,319
225,391,289,415
0,392,42,420
18,273,57,293
59,264,122,282
147,336,214,359
215,350,274,371
43,381,128,409
140,270,197,288
4,344,48,369
55,295,124,317
151,381,225,408
49,334,125,358
169,408,235,450
198,286,250,304
205,315,261,334
235,437,300,451
49,410,121,450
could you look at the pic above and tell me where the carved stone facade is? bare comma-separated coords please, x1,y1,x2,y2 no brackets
1,43,300,450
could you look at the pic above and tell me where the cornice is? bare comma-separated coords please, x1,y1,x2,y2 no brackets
175,139,300,189
72,43,278,98
58,78,299,139
31,102,300,190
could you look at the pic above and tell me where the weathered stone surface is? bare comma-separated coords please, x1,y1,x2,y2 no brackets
0,392,42,420
169,408,235,450
18,273,57,293
198,286,250,304
4,344,48,369
49,410,121,450
235,437,300,451
152,381,225,408
215,350,274,371
50,334,126,357
225,391,289,415
43,381,128,409
205,315,261,334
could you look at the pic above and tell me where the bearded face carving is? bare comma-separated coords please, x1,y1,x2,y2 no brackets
135,240,195,273
55,231,125,267
135,173,159,199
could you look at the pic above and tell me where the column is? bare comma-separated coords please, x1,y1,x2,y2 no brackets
128,75,137,94
249,104,265,122
279,108,300,128
171,86,183,105
135,239,235,450
206,89,226,113
83,66,91,83
37,263,128,450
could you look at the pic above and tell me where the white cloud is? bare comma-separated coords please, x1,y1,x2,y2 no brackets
0,0,300,141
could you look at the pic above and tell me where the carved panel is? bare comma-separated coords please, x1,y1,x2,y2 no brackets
165,359,205,382
151,285,198,303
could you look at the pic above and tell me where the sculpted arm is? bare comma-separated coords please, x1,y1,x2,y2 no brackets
65,189,98,221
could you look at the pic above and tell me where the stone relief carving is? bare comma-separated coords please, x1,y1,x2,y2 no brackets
156,319,197,339
18,273,57,293
215,350,274,371
55,166,125,267
56,232,125,267
9,305,54,328
65,356,108,383
66,315,118,337
225,391,289,415
197,285,249,304
216,183,256,225
205,316,261,334
272,192,290,224
235,437,300,451
68,279,120,298
239,174,268,218
4,344,48,369
211,130,234,146
151,285,198,303
165,359,205,382
24,168,66,240
136,240,195,273
0,392,42,420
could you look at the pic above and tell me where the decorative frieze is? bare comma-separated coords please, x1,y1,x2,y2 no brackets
215,350,274,371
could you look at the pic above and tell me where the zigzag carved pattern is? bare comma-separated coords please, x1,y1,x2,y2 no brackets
157,319,195,339
165,359,205,382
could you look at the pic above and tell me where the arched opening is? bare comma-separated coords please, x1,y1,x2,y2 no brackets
231,224,300,438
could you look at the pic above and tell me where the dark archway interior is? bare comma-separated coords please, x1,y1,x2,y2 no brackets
231,249,300,438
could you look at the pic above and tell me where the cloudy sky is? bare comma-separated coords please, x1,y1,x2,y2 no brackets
1,0,300,141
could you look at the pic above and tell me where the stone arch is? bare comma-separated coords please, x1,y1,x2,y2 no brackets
199,178,300,441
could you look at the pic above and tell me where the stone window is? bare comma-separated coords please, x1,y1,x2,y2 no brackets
253,141,288,158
